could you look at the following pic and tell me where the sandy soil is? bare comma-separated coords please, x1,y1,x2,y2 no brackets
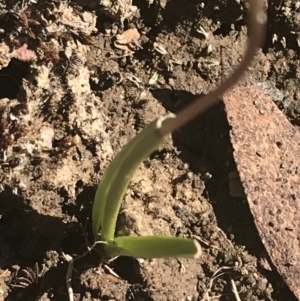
0,0,299,300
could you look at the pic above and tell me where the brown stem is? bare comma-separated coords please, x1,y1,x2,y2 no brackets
159,0,267,136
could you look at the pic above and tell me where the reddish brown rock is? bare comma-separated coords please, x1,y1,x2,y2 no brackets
224,83,300,300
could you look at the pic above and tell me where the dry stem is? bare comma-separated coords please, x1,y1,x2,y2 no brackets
159,0,267,136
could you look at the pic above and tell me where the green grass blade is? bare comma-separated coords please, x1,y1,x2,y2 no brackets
91,147,126,241
92,114,175,242
103,236,201,258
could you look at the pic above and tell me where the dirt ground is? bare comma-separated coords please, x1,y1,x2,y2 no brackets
0,0,299,300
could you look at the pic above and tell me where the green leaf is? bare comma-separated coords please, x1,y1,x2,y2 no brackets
92,114,176,242
103,236,201,258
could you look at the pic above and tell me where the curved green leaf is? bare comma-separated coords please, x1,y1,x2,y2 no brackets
92,114,176,242
103,236,201,258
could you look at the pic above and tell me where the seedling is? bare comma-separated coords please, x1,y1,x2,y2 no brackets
92,0,267,259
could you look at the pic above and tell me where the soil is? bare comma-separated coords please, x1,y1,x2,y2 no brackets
0,0,299,301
